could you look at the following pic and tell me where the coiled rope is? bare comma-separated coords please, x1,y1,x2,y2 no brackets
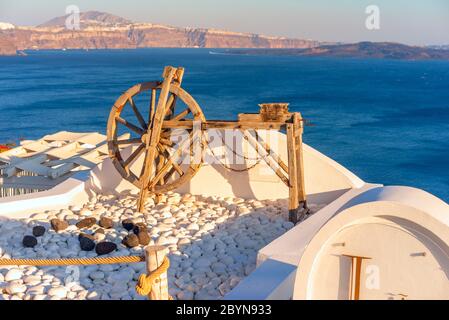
135,256,171,299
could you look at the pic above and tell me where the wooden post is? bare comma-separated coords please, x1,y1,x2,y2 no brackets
286,123,299,224
137,67,177,212
293,113,308,220
145,245,169,300
165,68,184,118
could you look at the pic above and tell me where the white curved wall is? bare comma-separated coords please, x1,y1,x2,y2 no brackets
293,186,449,300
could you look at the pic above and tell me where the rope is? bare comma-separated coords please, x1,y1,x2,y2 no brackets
135,256,172,299
207,143,262,172
203,131,262,172
0,255,145,266
216,130,262,161
0,255,173,300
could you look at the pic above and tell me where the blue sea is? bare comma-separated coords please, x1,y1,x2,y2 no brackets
1,49,449,201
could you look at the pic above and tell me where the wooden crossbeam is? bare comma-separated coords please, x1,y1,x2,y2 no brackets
161,120,289,130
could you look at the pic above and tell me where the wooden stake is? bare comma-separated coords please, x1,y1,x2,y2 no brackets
294,113,308,220
145,245,169,300
286,123,299,224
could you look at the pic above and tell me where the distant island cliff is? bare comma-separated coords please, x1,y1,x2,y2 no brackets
222,42,449,60
0,11,319,54
0,11,448,60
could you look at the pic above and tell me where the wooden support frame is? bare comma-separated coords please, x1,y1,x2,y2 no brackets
107,67,308,224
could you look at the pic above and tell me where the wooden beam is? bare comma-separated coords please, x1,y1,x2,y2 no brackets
137,67,177,211
164,67,184,118
286,123,299,224
161,120,287,130
294,113,307,205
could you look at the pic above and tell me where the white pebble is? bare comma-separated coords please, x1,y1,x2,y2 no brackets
6,283,27,294
47,287,68,299
187,223,199,231
89,271,105,280
5,269,23,282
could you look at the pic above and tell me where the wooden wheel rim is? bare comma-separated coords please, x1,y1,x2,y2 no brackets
107,81,205,193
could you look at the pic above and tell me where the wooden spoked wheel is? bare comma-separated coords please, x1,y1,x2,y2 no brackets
107,81,206,193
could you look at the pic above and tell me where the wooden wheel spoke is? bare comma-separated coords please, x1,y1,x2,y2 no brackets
116,116,145,135
163,166,178,182
164,94,177,117
123,144,145,168
116,138,142,145
172,108,191,121
149,89,156,125
129,97,148,130
149,131,195,188
155,151,166,185
154,146,171,185
159,143,184,176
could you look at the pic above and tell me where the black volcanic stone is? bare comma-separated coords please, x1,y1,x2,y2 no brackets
122,234,139,248
80,237,95,251
23,235,38,248
137,232,150,246
32,226,46,237
95,242,117,255
76,217,97,229
122,219,134,231
99,217,113,229
50,219,68,232
133,222,147,235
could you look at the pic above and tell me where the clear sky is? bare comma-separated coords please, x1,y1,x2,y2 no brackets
1,0,448,45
